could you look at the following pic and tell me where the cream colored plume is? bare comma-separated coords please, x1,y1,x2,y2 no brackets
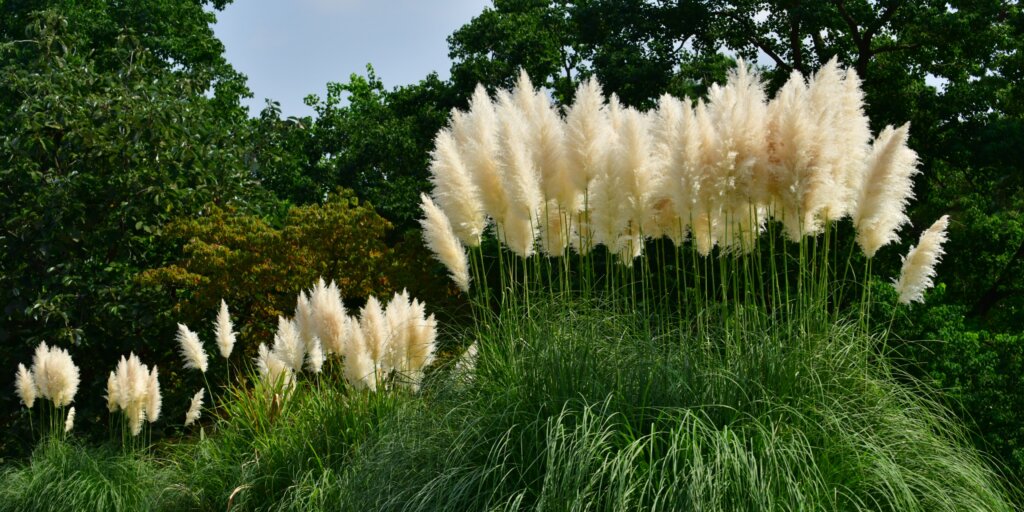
853,123,919,257
516,70,577,213
824,61,870,220
460,85,510,229
420,193,471,292
565,76,611,191
405,298,437,377
184,389,204,427
384,290,413,373
895,215,950,304
690,100,722,255
15,363,36,409
64,407,75,433
705,61,769,251
31,342,80,407
110,353,152,436
495,90,542,257
271,316,305,374
360,296,388,371
256,343,295,392
429,128,486,246
344,317,376,391
655,94,697,246
146,366,161,423
309,279,348,356
214,299,236,359
766,70,818,240
305,337,324,374
176,323,208,373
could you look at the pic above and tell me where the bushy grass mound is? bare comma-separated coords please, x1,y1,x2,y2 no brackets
342,299,1015,511
0,438,180,512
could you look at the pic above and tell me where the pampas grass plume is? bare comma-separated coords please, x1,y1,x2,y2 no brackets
854,123,919,257
176,323,208,373
895,215,950,304
214,299,236,359
420,193,471,292
64,407,75,433
146,366,161,423
15,363,35,409
185,389,204,427
31,342,80,407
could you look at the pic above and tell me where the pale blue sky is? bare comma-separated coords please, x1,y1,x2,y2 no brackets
213,0,491,118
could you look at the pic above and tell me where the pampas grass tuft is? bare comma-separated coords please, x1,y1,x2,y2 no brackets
185,389,204,427
214,299,236,359
15,363,36,409
176,323,209,373
895,215,950,304
419,194,471,292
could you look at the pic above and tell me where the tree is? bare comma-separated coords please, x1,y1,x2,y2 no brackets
0,3,254,454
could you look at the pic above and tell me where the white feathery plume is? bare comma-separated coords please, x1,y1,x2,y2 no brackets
310,279,348,356
895,215,950,304
565,76,611,193
462,85,510,228
766,70,817,240
272,316,305,374
106,371,118,412
15,363,36,409
419,194,471,292
495,89,542,257
384,290,413,373
176,323,208,373
64,407,75,433
294,291,315,346
112,353,150,436
31,342,80,407
406,300,437,378
614,107,656,263
184,389,204,427
539,199,570,256
146,366,161,423
344,316,376,391
650,94,687,245
360,296,388,371
658,94,699,246
305,337,324,374
690,100,721,255
830,65,871,219
214,299,236,359
428,128,486,246
256,343,294,392
800,58,843,229
706,61,769,251
853,123,919,257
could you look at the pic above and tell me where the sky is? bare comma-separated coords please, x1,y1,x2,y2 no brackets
212,0,491,118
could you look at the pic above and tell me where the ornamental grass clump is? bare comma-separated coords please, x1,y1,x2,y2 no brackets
106,353,161,440
420,59,947,331
12,342,80,440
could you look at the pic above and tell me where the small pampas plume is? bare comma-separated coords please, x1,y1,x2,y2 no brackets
256,343,295,392
306,337,324,374
495,90,542,257
184,389,204,427
31,342,80,407
106,372,118,412
146,366,161,423
419,194,471,292
405,300,437,380
384,290,413,372
15,363,36,408
64,407,75,433
429,129,486,246
111,353,151,436
176,323,208,373
895,215,950,304
461,85,510,228
344,317,377,391
360,296,388,369
310,279,348,356
853,123,919,258
214,299,236,359
565,76,611,191
272,316,305,374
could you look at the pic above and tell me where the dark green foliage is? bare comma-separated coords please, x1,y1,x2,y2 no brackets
0,4,256,456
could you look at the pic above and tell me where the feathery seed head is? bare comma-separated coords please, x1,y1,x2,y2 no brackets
184,389,204,427
215,299,236,359
895,215,950,304
419,194,471,292
176,323,208,373
15,363,36,409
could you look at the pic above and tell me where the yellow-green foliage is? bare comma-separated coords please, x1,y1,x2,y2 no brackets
139,190,397,354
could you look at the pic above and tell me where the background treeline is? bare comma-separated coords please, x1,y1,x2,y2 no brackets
0,0,1021,480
